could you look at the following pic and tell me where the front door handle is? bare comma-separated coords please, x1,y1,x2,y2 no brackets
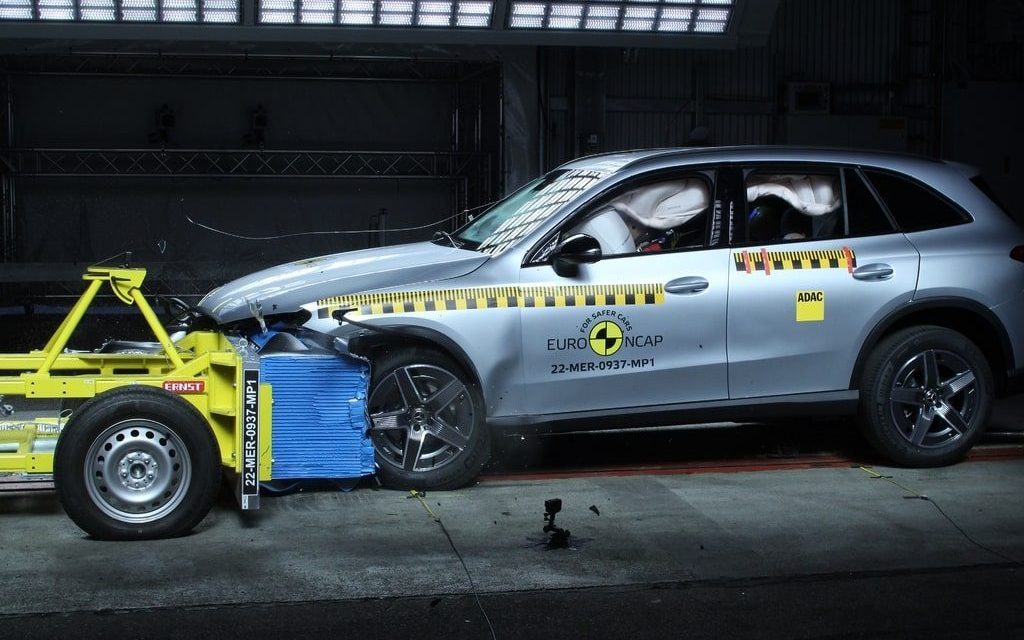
665,276,709,294
852,263,894,281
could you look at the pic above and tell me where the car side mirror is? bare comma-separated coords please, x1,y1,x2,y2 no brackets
551,233,602,278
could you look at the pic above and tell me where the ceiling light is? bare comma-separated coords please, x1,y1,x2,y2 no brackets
506,0,731,33
692,19,725,32
417,14,450,25
697,8,727,20
456,13,487,25
339,11,374,22
509,14,543,27
584,17,615,29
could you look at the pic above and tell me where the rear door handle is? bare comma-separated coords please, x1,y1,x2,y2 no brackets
852,263,894,281
665,276,709,294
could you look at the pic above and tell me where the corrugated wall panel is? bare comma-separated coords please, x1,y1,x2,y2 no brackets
771,0,901,85
705,114,773,146
545,109,573,168
705,47,774,101
544,48,574,98
606,49,693,100
606,111,693,151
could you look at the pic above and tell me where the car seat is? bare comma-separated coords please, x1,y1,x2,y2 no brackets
748,204,781,243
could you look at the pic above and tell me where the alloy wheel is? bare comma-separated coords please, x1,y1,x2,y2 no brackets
888,349,979,449
368,364,474,473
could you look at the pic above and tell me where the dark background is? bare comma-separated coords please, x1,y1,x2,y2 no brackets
0,0,1021,327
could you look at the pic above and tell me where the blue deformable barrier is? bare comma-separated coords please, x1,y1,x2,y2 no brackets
261,354,374,480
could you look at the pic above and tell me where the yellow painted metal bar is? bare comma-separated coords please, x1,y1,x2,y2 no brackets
40,279,103,357
260,386,272,481
0,452,53,473
130,289,186,370
168,352,211,379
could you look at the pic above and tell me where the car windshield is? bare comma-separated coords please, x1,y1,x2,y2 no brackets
455,168,610,254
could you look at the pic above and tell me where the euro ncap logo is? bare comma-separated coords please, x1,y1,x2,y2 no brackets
589,320,623,356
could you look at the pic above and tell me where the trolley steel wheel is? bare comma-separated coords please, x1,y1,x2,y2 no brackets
55,386,221,540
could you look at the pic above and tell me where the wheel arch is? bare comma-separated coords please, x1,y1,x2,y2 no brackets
850,298,1014,394
347,325,484,392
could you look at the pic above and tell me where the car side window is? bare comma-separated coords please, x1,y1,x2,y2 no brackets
744,169,844,244
562,175,712,257
863,170,970,232
845,168,896,236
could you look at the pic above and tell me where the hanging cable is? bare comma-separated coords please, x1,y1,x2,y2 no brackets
410,489,498,640
860,466,1020,565
183,199,498,242
184,212,464,241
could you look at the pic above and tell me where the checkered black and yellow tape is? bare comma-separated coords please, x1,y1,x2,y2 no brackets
317,283,665,319
733,246,856,275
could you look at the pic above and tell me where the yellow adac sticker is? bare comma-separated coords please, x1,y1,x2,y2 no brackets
795,290,825,322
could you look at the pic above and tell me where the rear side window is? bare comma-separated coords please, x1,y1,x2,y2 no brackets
845,169,895,236
743,168,845,244
864,170,970,232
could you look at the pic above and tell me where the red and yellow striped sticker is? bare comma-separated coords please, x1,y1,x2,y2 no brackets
733,246,856,276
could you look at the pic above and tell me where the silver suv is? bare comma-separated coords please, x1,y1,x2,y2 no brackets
199,147,1024,490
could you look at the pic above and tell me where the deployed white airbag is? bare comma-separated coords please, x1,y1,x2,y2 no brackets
746,175,840,216
611,179,709,230
571,207,637,255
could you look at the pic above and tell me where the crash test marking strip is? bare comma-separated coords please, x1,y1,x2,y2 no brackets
733,246,857,275
317,283,666,318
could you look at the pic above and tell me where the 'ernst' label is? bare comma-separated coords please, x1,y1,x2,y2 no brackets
162,380,206,394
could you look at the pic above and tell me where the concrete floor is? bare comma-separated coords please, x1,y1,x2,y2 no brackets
1,394,1023,638
2,454,1024,637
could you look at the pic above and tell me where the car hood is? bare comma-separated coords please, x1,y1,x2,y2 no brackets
197,242,489,324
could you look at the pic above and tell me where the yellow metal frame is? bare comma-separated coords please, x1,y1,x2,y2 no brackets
0,266,272,482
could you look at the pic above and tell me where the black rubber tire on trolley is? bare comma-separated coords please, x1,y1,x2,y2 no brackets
858,325,993,467
54,386,221,540
368,347,490,490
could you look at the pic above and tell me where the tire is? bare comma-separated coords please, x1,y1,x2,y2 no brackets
54,386,221,540
368,346,490,490
858,325,993,467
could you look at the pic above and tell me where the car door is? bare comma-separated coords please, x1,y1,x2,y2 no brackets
727,165,921,399
517,169,732,415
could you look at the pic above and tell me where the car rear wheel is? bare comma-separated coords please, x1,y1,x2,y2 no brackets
368,347,490,490
859,326,993,467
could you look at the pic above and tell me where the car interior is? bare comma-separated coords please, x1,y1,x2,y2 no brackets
566,178,711,255
745,173,844,243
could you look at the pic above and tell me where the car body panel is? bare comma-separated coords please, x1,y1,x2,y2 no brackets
518,247,731,414
726,235,920,398
197,242,490,324
198,146,1024,431
298,257,528,417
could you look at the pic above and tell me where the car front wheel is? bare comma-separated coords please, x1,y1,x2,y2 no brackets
859,325,993,467
368,347,490,490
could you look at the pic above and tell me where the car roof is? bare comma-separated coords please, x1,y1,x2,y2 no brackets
558,145,974,177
